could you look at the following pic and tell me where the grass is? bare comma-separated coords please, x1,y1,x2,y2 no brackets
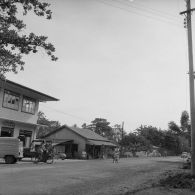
124,169,195,194
158,170,195,190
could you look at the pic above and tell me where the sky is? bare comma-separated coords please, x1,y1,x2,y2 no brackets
6,0,195,132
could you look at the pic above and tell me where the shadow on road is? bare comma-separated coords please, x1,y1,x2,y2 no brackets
21,158,33,162
154,160,182,165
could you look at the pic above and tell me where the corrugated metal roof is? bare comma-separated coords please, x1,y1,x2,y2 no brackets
70,126,108,141
0,79,59,102
44,125,115,145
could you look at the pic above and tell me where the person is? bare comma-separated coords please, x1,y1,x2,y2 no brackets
36,141,46,162
34,143,43,163
45,142,54,163
113,147,120,163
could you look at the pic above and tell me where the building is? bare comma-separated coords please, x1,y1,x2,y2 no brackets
44,125,116,159
0,79,58,148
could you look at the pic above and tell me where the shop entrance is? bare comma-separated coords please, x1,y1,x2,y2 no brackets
19,130,32,148
86,144,102,159
65,142,78,158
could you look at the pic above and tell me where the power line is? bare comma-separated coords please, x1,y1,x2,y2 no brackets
114,0,180,21
40,105,127,129
94,0,183,28
40,104,90,123
130,0,179,19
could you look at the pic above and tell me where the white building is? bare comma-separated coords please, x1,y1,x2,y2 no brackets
0,79,58,148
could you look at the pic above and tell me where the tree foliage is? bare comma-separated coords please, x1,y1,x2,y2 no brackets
84,118,115,140
37,111,61,138
168,110,191,146
82,120,126,143
136,125,165,148
89,118,113,138
119,122,190,156
0,0,57,78
168,121,181,135
120,133,150,156
112,124,126,143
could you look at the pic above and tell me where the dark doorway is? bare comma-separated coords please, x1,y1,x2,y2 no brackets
65,142,78,158
19,130,32,148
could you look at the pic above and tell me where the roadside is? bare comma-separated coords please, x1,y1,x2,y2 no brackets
124,161,195,195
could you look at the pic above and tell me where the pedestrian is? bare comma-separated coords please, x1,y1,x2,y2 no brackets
113,147,119,163
41,141,47,162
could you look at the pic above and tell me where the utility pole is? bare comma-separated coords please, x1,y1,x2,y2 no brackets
120,121,124,156
180,0,195,176
121,121,124,140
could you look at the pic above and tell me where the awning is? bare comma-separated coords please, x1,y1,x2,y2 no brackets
87,140,116,147
0,117,38,127
51,139,73,146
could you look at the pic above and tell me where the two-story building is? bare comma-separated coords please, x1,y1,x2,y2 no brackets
0,79,59,148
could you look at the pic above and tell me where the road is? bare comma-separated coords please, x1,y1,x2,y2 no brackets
0,157,183,195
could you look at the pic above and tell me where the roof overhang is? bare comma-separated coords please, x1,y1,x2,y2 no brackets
87,139,116,147
0,117,38,127
0,79,59,102
44,138,73,146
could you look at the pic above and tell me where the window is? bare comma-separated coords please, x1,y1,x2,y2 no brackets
22,96,36,114
3,90,20,110
1,127,14,137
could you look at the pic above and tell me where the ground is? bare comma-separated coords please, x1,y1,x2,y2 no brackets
0,157,193,195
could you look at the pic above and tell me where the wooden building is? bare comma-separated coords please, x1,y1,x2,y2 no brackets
44,125,116,159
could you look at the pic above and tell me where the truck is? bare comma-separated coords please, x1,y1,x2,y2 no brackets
0,137,23,164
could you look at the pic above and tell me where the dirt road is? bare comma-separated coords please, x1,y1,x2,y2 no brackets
0,157,183,195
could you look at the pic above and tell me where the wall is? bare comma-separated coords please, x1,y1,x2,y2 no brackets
47,127,87,153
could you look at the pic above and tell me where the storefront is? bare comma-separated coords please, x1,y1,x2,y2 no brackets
51,139,78,158
86,140,116,159
0,119,37,148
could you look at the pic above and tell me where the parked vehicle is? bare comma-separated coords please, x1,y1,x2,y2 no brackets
55,152,66,160
181,152,190,159
0,137,22,164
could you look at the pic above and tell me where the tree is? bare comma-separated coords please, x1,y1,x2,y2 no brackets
86,118,114,140
180,111,190,132
168,111,191,147
168,121,181,135
120,133,150,157
0,0,57,78
81,123,87,129
37,111,61,138
162,130,186,155
112,124,126,143
135,125,165,147
168,111,190,134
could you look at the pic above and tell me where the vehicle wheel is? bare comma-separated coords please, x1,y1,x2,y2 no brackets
5,156,16,164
